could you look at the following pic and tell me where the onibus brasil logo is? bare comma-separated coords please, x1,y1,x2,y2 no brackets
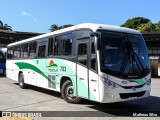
47,60,58,68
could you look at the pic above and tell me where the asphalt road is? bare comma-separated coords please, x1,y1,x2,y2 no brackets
0,77,160,119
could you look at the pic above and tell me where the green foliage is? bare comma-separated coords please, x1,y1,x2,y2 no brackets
154,21,160,31
0,20,12,31
121,17,150,30
138,22,156,32
49,24,73,31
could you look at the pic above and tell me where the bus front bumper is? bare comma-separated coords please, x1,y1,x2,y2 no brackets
101,84,151,103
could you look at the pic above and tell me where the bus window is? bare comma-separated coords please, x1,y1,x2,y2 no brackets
54,33,72,56
21,43,29,58
13,45,20,59
17,45,21,58
24,43,28,58
7,47,13,59
38,45,46,58
48,37,54,57
91,38,97,72
29,42,37,58
20,44,24,58
77,43,87,66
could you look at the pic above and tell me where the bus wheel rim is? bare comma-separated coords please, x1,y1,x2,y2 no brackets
66,85,76,100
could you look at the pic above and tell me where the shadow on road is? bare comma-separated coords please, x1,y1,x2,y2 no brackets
80,96,160,116
13,83,61,98
13,82,160,116
0,76,6,78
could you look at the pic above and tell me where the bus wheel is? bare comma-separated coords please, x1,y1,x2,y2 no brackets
19,73,26,89
61,80,81,104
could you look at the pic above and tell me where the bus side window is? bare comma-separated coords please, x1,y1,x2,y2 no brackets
29,42,37,58
17,45,21,58
90,38,97,72
14,46,20,59
54,33,72,56
62,34,72,56
24,43,28,58
48,37,54,57
54,39,58,56
10,47,14,59
77,43,87,66
20,44,24,58
38,45,46,58
7,47,13,59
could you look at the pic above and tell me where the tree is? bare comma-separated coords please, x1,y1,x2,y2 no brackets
121,17,150,30
0,20,12,31
49,24,59,31
154,21,160,32
49,24,73,31
138,22,156,32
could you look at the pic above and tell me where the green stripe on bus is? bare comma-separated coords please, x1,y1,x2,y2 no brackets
129,79,145,85
15,61,98,102
15,62,48,80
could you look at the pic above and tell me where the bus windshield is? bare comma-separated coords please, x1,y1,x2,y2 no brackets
100,31,149,78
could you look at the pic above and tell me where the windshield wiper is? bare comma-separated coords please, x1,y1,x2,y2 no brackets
119,40,144,76
129,40,150,77
119,52,129,75
130,46,146,73
119,40,133,75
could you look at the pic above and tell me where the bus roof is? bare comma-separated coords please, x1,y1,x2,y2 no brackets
8,23,141,47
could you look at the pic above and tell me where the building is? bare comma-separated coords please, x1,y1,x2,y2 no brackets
143,32,160,76
0,30,43,47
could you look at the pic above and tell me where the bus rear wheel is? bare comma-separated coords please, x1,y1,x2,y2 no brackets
19,73,26,89
61,80,81,104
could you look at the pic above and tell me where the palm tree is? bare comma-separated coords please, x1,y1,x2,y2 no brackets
49,24,59,31
49,24,73,31
61,24,73,29
0,20,12,31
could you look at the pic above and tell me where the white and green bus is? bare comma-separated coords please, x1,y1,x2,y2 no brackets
6,23,151,103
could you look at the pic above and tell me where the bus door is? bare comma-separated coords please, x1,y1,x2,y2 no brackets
36,40,48,88
88,38,99,102
76,39,89,99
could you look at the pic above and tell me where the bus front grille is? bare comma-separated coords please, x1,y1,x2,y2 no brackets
120,91,145,99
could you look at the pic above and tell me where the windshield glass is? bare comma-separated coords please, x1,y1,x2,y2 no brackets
100,31,149,78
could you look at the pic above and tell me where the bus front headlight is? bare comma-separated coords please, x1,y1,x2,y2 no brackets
101,77,120,89
146,78,151,85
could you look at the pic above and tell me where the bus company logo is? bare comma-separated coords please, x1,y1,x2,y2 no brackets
47,60,58,68
132,87,136,91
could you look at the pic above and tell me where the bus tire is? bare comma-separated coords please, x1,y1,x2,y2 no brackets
19,73,26,89
61,80,81,104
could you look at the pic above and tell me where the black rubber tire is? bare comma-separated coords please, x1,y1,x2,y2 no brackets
19,73,26,89
61,80,81,104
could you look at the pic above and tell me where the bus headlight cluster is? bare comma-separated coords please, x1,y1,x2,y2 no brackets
146,78,151,85
101,77,120,89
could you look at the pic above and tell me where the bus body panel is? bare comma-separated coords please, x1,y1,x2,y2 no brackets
88,70,99,101
76,64,89,99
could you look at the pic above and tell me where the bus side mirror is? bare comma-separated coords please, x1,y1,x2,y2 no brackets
90,32,101,50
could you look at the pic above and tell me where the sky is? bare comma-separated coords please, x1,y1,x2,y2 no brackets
0,0,160,33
